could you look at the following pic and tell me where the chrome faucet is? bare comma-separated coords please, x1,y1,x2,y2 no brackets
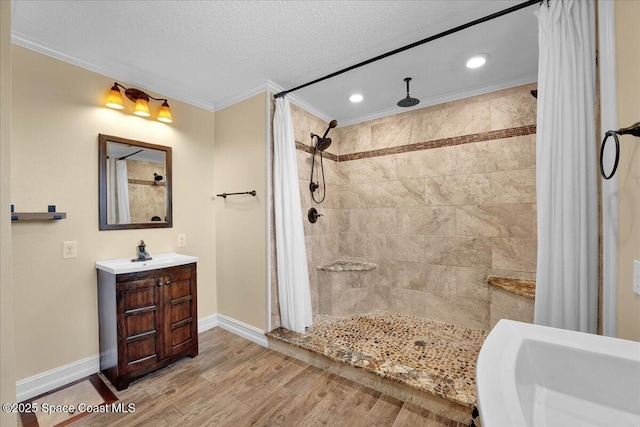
134,240,152,262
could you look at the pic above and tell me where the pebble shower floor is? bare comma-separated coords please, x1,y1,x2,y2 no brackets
267,310,487,407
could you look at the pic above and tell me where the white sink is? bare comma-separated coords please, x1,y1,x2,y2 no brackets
477,319,640,427
96,252,198,274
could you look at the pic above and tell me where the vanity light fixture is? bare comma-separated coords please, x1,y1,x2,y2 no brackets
349,93,364,103
105,82,173,123
466,54,488,69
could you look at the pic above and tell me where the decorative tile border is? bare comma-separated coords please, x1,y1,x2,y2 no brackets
295,124,536,163
338,125,536,162
295,141,339,161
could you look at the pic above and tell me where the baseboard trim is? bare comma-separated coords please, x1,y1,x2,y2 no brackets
15,355,100,402
216,314,268,347
16,314,222,401
198,313,219,334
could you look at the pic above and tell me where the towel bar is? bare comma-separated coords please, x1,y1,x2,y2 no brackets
216,190,256,199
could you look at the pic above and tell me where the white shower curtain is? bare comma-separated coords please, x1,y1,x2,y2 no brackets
273,96,313,333
534,0,598,333
115,160,131,224
107,158,117,223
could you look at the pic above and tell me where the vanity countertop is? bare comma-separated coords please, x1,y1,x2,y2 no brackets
96,252,198,275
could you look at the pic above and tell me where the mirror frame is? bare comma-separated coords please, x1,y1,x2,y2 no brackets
98,134,173,230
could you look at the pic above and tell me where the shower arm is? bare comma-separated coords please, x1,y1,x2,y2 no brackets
309,120,336,204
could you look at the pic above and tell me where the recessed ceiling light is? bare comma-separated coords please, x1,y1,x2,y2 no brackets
466,54,488,69
349,94,363,103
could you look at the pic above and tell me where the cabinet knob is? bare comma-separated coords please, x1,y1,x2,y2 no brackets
157,281,163,287
165,280,171,286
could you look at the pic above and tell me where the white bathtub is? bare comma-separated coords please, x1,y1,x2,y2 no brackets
476,319,640,427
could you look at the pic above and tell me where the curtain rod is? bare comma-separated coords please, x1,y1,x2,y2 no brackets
274,0,540,99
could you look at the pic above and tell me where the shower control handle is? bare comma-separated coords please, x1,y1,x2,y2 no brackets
308,208,323,223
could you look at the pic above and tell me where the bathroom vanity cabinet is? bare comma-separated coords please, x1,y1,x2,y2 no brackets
96,260,198,390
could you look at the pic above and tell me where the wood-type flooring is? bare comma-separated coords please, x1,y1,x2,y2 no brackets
19,328,466,427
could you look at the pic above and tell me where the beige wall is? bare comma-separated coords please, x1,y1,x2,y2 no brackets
615,1,640,341
214,93,268,331
1,1,17,425
11,46,216,380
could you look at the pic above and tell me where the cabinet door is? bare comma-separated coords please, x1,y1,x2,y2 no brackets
117,276,164,374
163,266,197,356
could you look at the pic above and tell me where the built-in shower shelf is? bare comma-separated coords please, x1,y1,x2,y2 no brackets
11,212,67,221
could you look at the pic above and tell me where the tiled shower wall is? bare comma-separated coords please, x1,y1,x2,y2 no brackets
126,160,166,223
274,83,537,331
292,105,340,315
335,83,537,330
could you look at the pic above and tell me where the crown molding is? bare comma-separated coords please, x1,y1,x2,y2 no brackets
338,75,538,127
213,81,273,112
11,32,215,112
12,32,534,127
266,81,333,123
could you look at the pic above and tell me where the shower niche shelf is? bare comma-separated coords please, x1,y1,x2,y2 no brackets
10,205,66,221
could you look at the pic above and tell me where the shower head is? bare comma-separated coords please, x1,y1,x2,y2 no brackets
314,119,338,151
397,77,420,108
154,172,163,181
316,137,332,152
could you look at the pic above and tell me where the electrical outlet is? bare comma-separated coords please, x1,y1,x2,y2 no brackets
633,259,640,296
177,233,186,247
63,241,77,259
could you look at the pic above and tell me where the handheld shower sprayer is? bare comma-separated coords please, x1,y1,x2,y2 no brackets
311,120,338,152
322,120,338,138
310,119,338,205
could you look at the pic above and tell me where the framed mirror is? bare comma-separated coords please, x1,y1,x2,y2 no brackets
99,134,172,230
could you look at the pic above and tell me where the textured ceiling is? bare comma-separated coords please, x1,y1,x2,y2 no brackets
11,0,539,125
